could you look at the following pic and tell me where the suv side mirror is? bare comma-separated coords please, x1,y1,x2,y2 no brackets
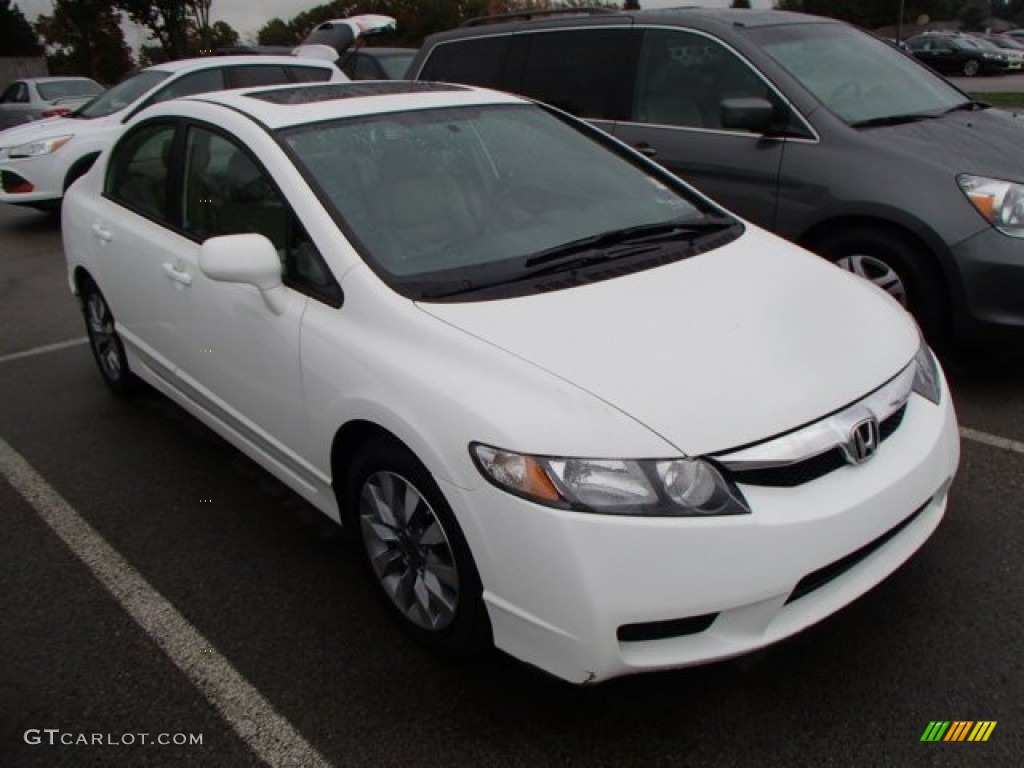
199,233,289,315
720,97,775,134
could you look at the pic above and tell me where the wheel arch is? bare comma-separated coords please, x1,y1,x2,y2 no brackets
330,420,445,527
71,265,97,300
63,152,101,192
798,215,953,301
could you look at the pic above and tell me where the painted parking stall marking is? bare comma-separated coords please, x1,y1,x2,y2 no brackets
0,435,331,767
0,337,87,365
959,426,1024,455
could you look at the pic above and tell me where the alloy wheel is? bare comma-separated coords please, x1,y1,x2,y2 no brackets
359,471,460,631
86,292,123,381
835,253,908,307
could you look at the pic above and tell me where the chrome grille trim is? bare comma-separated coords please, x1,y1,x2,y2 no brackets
715,361,915,471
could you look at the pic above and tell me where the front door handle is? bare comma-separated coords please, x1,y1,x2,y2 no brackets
162,262,193,286
634,142,658,158
91,223,113,242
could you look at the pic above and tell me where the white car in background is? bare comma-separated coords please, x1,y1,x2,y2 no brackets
0,77,104,130
62,81,959,684
0,15,394,211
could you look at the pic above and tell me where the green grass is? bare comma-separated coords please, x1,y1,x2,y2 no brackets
969,91,1024,107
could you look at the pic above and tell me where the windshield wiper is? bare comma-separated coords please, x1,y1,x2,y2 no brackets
420,216,736,299
849,112,938,128
943,100,989,114
523,216,735,268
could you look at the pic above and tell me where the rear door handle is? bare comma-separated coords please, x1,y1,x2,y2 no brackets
91,223,113,242
162,262,193,286
633,143,658,158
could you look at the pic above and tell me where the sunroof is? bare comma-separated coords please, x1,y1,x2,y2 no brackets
248,81,467,105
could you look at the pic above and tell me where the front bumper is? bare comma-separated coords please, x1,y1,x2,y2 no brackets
949,224,1024,345
444,385,959,683
0,153,66,204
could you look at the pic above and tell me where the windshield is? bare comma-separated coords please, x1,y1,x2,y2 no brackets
74,70,170,119
36,80,103,101
281,104,729,300
753,23,965,126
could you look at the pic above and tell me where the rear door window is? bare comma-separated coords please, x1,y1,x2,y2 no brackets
518,29,639,121
418,36,513,88
228,65,289,88
105,121,178,223
149,68,226,105
288,66,332,83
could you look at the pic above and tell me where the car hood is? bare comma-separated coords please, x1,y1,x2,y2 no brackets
0,112,117,147
873,108,1024,179
416,228,918,457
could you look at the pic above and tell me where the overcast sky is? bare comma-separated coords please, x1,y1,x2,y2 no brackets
17,1,773,47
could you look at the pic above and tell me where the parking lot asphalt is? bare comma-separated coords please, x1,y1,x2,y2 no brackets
2,203,1022,767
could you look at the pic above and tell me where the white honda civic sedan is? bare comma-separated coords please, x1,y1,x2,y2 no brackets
62,81,960,684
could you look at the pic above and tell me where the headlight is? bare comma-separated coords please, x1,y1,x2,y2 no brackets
912,341,941,405
470,444,750,517
958,174,1024,237
8,135,73,159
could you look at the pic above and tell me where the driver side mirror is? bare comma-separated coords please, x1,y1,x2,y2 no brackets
199,233,289,315
720,97,776,134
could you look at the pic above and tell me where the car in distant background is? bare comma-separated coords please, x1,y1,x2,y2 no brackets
0,14,396,211
341,47,417,79
0,77,104,130
978,32,1024,61
966,34,1024,70
905,33,1011,76
0,57,340,211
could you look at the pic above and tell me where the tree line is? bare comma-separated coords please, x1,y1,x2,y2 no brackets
3,0,1022,85
1,1,237,83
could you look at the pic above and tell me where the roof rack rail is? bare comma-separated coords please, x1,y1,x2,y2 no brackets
461,7,615,28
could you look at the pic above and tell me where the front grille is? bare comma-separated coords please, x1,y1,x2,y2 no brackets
785,498,928,604
727,406,906,488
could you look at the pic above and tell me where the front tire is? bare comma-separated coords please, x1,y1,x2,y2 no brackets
962,58,981,77
81,282,138,396
346,436,490,656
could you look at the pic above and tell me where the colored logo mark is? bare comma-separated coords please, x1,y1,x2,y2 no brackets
921,721,997,742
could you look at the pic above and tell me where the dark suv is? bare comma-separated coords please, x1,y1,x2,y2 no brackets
410,8,1024,348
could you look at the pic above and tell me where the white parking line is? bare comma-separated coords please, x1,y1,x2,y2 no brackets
0,436,331,768
0,337,88,365
960,426,1024,455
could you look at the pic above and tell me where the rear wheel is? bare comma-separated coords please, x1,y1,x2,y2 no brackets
810,227,946,343
81,281,138,396
346,436,490,655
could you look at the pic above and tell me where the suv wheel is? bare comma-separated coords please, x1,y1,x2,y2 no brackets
810,227,945,343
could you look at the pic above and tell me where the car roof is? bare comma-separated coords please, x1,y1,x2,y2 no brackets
634,8,832,30
146,55,334,74
178,81,527,130
439,7,832,40
21,76,99,84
